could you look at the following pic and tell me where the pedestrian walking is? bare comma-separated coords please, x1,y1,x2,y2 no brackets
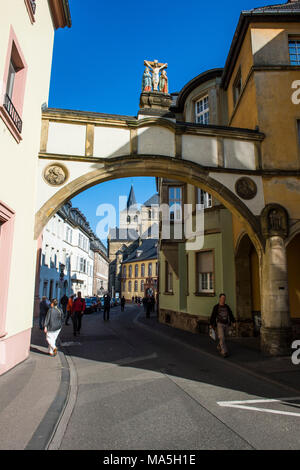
60,293,69,320
103,293,111,321
71,292,86,336
121,296,126,312
43,299,63,356
146,295,152,319
210,293,236,358
65,294,74,325
39,296,49,330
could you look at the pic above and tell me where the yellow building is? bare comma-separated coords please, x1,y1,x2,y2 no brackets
121,239,158,302
158,0,300,345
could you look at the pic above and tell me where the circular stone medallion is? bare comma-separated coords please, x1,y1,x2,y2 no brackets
44,164,68,186
235,177,257,200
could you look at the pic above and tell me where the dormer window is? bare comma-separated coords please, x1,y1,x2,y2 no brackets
195,96,209,124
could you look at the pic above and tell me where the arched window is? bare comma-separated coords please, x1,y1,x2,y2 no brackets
123,265,127,278
141,280,144,292
141,263,145,277
134,215,138,223
128,281,132,292
129,265,132,278
134,281,138,292
135,264,139,278
127,215,131,224
148,210,152,220
148,263,152,276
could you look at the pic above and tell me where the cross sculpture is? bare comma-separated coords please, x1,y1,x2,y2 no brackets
142,59,168,93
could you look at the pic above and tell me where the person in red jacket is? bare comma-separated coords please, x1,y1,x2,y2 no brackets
71,292,86,336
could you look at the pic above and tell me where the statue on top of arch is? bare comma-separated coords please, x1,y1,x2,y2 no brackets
142,59,169,94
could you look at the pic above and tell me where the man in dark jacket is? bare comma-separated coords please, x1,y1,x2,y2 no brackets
39,296,49,330
103,293,111,321
210,293,236,358
60,294,69,320
121,296,126,312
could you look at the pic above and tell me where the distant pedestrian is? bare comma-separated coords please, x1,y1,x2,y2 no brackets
71,292,86,336
210,293,236,358
39,296,49,330
121,296,126,312
146,296,152,319
44,299,63,357
132,296,134,303
65,294,74,325
103,293,111,321
60,294,69,320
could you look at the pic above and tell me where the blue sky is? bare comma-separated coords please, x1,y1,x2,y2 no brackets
48,0,284,242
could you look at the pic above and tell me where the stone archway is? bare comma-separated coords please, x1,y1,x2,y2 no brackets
35,155,264,257
287,231,300,338
235,232,261,337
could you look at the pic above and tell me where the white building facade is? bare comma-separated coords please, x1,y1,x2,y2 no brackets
39,202,108,301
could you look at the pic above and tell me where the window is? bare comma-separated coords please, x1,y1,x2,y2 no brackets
165,261,173,293
195,95,209,124
289,38,300,65
233,68,242,106
127,215,131,224
128,281,132,292
197,189,212,209
0,28,27,141
135,264,139,278
123,266,127,278
134,215,138,223
169,187,182,221
196,251,214,294
141,264,145,277
148,263,152,276
129,265,132,278
65,226,73,244
42,281,48,298
156,262,158,276
141,280,144,292
134,281,138,292
148,210,152,220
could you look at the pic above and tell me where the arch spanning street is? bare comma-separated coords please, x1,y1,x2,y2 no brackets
35,108,294,356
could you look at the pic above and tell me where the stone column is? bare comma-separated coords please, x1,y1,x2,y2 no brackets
260,236,292,356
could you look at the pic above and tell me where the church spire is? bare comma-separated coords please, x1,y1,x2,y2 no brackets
127,185,137,209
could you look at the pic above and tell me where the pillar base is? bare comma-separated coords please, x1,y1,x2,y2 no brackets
260,326,293,356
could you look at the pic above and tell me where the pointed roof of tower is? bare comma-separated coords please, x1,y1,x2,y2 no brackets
127,185,137,209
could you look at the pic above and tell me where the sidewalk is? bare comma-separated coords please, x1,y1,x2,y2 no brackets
0,323,66,450
136,314,300,393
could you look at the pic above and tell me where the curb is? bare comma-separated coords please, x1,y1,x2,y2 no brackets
25,350,71,451
133,313,300,395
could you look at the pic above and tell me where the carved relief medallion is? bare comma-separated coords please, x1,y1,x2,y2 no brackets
44,164,68,186
235,177,257,200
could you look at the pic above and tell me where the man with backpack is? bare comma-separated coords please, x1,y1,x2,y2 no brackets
71,291,86,336
210,293,236,358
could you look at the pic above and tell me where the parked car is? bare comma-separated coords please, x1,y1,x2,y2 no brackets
84,297,97,314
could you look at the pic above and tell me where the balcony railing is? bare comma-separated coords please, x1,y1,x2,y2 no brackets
3,94,23,133
30,0,36,15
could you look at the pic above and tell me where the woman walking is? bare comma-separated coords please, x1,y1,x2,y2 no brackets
44,299,63,357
